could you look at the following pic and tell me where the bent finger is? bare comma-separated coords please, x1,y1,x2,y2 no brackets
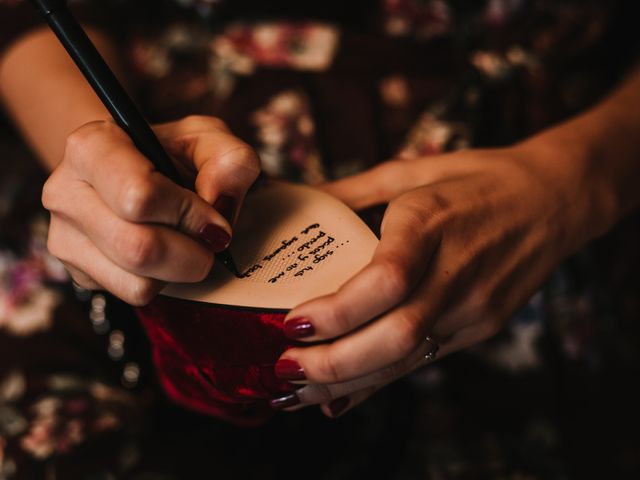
155,116,260,224
48,216,165,306
63,262,102,291
54,182,215,282
282,337,437,408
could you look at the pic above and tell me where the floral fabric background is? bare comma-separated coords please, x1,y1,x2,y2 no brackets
1,0,640,478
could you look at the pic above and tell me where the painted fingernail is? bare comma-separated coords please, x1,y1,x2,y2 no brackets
213,195,237,224
283,317,315,339
328,396,350,418
199,224,231,252
270,393,300,410
275,359,306,381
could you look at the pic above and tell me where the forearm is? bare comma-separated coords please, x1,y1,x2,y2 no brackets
519,67,640,243
0,26,119,170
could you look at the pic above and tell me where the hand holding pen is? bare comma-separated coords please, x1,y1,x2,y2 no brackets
31,0,259,304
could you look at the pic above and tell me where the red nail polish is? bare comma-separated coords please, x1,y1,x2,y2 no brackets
199,224,230,252
270,393,300,410
283,317,315,339
328,396,350,418
213,195,237,224
275,359,306,381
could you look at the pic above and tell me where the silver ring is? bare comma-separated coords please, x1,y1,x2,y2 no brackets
424,336,439,362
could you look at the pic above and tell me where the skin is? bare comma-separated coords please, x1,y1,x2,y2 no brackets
277,68,640,417
0,27,260,305
1,26,639,417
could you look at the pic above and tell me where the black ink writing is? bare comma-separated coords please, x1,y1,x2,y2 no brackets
313,250,334,264
300,223,320,235
268,271,285,283
237,222,345,284
294,266,314,277
309,236,334,255
297,231,326,252
239,263,263,278
263,236,298,261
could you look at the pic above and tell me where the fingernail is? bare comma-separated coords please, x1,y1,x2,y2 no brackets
270,393,300,410
199,224,231,252
275,359,306,381
213,195,237,224
328,396,350,418
283,317,315,339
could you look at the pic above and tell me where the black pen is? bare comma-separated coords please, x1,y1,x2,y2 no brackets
29,0,241,277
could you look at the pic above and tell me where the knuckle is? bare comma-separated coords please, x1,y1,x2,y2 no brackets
64,121,123,171
392,310,424,357
41,176,59,211
325,302,352,334
119,176,156,220
218,144,261,177
64,121,107,156
399,194,447,228
64,128,90,157
377,258,411,302
119,230,160,270
68,269,97,291
126,278,160,306
317,350,343,383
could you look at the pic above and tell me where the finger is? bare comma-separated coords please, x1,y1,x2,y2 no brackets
276,333,438,410
319,160,417,210
316,341,443,418
319,158,441,210
51,181,215,282
282,195,441,342
59,121,232,248
320,155,477,210
278,297,445,385
155,116,261,224
276,378,381,414
62,262,102,291
47,216,164,306
320,385,381,419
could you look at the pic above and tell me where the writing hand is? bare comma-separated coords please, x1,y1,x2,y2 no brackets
43,115,260,305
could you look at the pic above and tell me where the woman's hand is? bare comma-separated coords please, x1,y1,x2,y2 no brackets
42,115,260,305
271,143,606,417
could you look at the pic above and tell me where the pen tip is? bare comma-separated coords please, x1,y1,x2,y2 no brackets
218,250,241,278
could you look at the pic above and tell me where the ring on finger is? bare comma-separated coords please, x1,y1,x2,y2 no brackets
423,335,439,362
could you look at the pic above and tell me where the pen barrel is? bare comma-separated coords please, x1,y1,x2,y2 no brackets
37,4,183,185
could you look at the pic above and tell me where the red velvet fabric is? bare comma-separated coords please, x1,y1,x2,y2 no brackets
136,296,296,426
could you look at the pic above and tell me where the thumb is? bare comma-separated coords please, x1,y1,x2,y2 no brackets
319,158,428,210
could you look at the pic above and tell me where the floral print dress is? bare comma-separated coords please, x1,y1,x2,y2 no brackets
1,0,640,478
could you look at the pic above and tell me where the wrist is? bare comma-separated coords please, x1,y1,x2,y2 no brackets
513,129,618,253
